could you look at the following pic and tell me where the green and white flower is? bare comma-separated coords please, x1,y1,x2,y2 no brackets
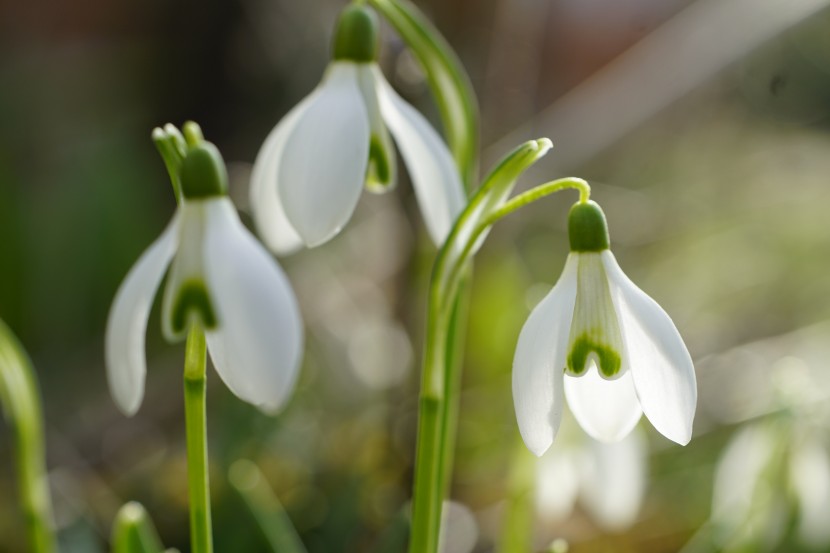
512,200,696,455
106,141,303,416
250,5,465,254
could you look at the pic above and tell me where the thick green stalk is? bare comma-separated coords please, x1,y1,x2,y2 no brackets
0,320,56,553
183,326,213,553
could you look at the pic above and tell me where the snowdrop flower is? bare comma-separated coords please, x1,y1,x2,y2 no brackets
106,139,303,416
713,420,830,550
512,200,696,455
537,423,647,531
250,5,465,254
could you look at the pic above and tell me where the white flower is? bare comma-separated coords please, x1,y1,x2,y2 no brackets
512,200,696,455
106,141,303,416
249,5,465,255
537,423,647,531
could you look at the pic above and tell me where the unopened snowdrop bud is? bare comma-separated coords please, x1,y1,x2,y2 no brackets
512,198,697,455
333,5,379,62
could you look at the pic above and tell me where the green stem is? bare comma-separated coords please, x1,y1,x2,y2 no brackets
0,320,56,553
496,437,536,553
183,326,213,553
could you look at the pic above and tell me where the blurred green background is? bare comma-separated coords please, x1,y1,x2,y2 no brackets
2,0,830,551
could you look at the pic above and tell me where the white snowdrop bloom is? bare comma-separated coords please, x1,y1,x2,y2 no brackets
512,200,696,455
250,5,465,255
713,421,830,550
106,141,303,416
537,424,647,531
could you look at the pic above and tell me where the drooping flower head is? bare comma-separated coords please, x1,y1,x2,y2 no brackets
512,199,697,455
106,126,303,416
250,5,465,254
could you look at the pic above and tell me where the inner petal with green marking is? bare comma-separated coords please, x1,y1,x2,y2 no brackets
565,253,624,379
356,65,397,193
171,279,217,334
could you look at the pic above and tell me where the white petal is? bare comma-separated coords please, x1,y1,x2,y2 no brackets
105,215,180,415
512,255,578,456
278,62,370,247
249,93,319,255
564,368,642,443
536,448,580,520
712,424,774,527
372,66,465,245
579,428,647,531
201,199,303,413
602,251,697,445
790,437,830,547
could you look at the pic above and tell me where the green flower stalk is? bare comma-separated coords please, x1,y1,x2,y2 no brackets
0,319,56,553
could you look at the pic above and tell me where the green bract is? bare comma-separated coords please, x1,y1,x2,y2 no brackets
568,200,610,252
332,5,379,62
180,143,228,199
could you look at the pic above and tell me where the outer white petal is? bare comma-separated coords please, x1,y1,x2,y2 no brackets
790,437,830,547
602,251,697,445
250,93,319,255
278,62,370,247
105,214,180,416
564,368,642,443
579,428,647,531
372,66,465,245
201,199,303,413
536,448,580,521
512,255,578,457
712,424,774,528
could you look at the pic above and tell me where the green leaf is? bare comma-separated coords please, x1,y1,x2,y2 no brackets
0,319,57,553
228,460,308,553
110,502,165,553
368,0,479,190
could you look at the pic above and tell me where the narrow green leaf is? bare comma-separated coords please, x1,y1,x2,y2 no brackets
228,460,308,553
110,502,164,553
0,319,57,553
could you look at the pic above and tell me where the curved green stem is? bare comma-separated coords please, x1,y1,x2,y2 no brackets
183,326,213,553
0,320,56,553
366,0,479,189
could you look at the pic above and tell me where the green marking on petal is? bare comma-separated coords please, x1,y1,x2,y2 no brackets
365,134,393,192
567,333,622,378
565,253,625,379
171,279,217,335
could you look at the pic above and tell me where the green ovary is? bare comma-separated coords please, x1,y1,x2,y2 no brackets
567,334,621,377
172,279,217,334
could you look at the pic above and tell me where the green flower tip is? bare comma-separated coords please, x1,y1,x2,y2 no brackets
332,5,379,62
179,142,228,199
568,200,609,252
534,137,553,153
